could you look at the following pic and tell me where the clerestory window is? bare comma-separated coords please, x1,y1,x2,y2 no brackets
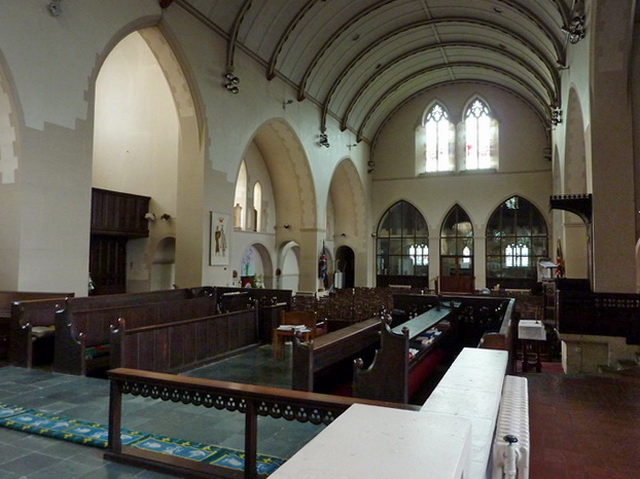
418,97,498,175
424,103,454,172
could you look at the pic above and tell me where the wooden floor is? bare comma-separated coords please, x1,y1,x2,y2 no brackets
526,366,640,479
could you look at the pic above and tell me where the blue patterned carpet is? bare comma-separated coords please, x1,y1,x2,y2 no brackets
0,403,285,476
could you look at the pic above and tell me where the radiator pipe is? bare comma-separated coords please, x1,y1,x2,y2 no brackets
503,434,519,479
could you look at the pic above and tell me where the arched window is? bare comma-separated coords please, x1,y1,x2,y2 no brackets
253,182,262,232
233,161,247,229
486,196,548,289
424,103,454,172
376,200,429,287
440,205,474,292
463,98,498,170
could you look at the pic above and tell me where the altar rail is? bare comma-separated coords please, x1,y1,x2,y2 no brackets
106,368,417,479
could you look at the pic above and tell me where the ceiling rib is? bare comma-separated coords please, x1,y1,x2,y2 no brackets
332,42,558,133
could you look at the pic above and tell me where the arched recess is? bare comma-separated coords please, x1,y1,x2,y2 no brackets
252,118,316,230
440,204,474,293
92,26,204,293
251,118,318,291
278,240,300,293
238,243,274,289
0,49,20,288
150,236,176,291
327,158,368,286
561,87,589,278
335,245,355,289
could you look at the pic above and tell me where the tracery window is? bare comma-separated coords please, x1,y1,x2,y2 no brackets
486,196,548,289
376,201,429,287
424,103,454,172
418,97,498,174
440,205,474,277
464,98,494,170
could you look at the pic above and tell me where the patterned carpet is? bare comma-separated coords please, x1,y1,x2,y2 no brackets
0,403,286,476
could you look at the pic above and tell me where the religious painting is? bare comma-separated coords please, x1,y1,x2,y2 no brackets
210,212,230,265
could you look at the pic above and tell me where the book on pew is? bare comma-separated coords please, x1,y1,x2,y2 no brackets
277,324,310,331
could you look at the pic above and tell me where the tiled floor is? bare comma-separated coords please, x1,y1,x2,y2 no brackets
0,345,323,478
526,369,640,479
0,347,638,478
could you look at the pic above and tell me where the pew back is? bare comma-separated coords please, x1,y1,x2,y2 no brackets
10,297,69,367
111,307,259,373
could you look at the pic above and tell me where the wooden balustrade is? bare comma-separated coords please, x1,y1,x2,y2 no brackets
106,368,417,479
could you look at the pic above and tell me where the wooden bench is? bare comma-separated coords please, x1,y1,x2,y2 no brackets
353,306,457,404
292,317,381,393
9,297,69,368
215,287,292,343
393,293,517,372
0,291,73,360
54,293,218,376
110,306,259,373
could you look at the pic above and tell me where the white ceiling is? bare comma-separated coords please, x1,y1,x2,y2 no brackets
177,0,580,144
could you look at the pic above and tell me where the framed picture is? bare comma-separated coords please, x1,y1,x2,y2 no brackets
210,212,230,265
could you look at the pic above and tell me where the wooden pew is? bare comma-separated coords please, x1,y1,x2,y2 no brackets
0,291,73,362
393,293,516,368
54,293,218,376
215,287,293,343
292,317,381,393
110,307,259,373
353,306,457,404
10,297,68,368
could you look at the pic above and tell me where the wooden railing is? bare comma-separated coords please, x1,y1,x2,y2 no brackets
106,368,417,479
557,289,640,345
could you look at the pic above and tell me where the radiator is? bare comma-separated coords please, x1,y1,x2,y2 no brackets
491,375,530,479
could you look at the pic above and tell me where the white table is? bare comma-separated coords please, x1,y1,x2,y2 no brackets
518,319,546,372
269,404,472,479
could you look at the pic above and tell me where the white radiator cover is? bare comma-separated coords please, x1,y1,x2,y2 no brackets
491,375,530,479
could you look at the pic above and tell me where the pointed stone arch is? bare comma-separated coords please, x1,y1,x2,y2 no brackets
0,48,21,288
252,118,317,230
328,157,368,286
561,87,589,278
92,25,205,290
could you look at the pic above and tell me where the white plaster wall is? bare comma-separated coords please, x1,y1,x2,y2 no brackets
93,31,180,292
0,0,162,294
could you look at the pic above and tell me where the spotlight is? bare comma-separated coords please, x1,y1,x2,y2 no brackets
223,72,240,94
318,133,330,148
562,15,586,44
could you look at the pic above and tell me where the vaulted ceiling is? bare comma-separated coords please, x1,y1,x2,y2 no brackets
176,0,582,144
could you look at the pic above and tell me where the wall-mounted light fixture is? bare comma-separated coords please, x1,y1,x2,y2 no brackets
47,0,62,16
282,99,293,109
144,212,156,222
224,72,240,94
283,224,290,229
347,143,357,151
550,106,562,126
161,213,172,221
562,15,586,44
318,132,330,148
367,159,375,174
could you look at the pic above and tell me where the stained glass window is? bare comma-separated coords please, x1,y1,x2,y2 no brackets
424,103,454,172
